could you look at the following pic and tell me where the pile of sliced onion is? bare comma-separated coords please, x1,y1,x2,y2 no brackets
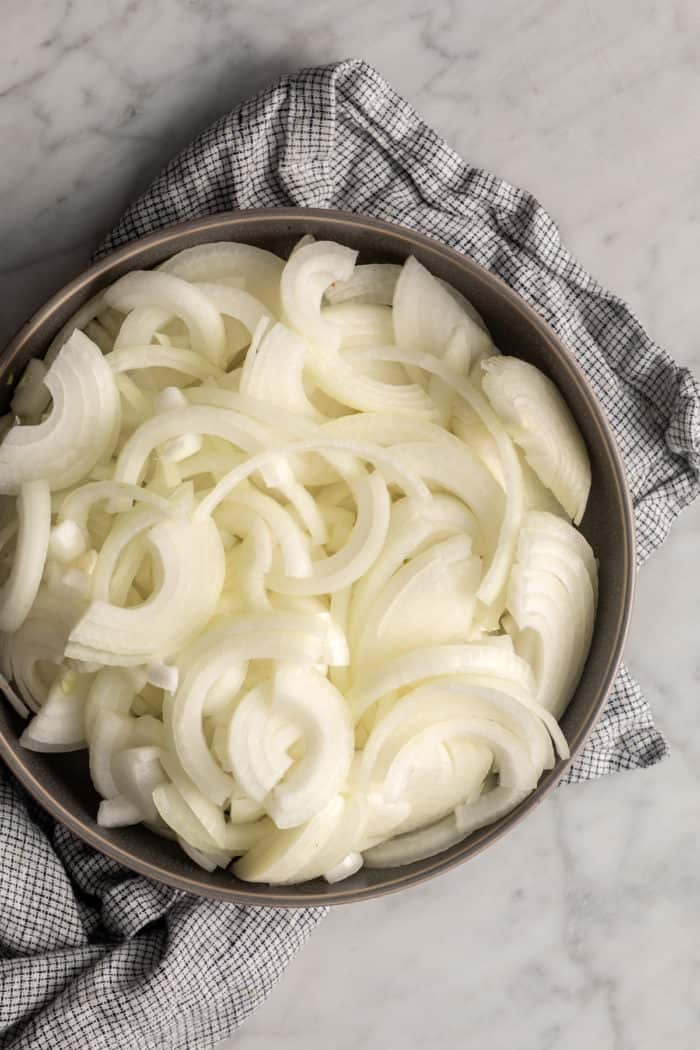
0,239,596,885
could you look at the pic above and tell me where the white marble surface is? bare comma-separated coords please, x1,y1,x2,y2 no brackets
2,2,699,1047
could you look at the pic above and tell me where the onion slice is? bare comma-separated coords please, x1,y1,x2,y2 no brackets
104,271,227,364
481,356,591,524
0,331,120,493
66,516,225,666
0,481,51,632
393,255,494,366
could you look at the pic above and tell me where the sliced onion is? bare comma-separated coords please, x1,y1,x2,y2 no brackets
240,322,319,418
507,511,597,716
152,782,228,854
146,661,179,693
304,342,434,416
352,347,523,608
88,504,165,604
281,240,357,351
360,685,545,790
393,255,494,366
293,795,367,882
194,438,428,522
20,670,90,752
322,303,395,349
0,239,597,886
325,263,402,306
104,271,227,364
158,747,270,852
323,851,364,884
233,793,346,884
0,331,120,493
454,785,530,837
352,535,480,671
83,667,135,740
195,282,272,344
267,468,390,596
229,666,354,829
49,520,88,564
481,356,591,524
216,488,312,578
89,710,134,798
153,777,269,856
1,589,80,711
58,481,173,531
107,346,224,382
223,515,273,612
43,293,108,365
0,481,50,632
350,643,536,722
177,838,231,872
389,442,503,560
66,516,225,666
97,795,143,827
347,494,477,653
363,813,467,869
185,384,316,440
113,306,172,350
165,614,333,805
113,405,278,487
159,242,284,314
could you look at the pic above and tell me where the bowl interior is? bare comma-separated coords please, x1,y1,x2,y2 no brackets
0,209,634,905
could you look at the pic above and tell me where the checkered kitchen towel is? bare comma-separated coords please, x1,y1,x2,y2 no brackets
2,59,699,1050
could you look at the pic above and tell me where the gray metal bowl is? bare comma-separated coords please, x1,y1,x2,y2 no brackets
0,208,635,906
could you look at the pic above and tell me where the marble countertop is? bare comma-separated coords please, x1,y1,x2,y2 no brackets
2,2,699,1048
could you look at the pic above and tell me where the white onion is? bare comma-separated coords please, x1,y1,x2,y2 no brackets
66,516,225,666
323,851,364,883
108,345,224,383
325,263,401,306
281,240,357,351
19,670,90,752
0,331,120,493
216,488,312,578
228,666,354,829
481,356,591,524
113,306,172,351
159,242,284,314
363,813,467,869
352,348,523,609
97,795,143,828
49,520,88,564
349,643,537,722
104,271,227,364
322,303,395,349
393,255,494,368
89,710,134,798
165,614,334,804
0,481,51,632
233,794,346,884
267,468,391,596
506,511,596,716
1,236,596,886
239,322,319,418
351,535,481,671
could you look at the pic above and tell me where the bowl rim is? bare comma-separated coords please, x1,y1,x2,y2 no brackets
0,206,636,906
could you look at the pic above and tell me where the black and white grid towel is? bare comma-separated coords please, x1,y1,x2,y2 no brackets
2,59,699,1050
